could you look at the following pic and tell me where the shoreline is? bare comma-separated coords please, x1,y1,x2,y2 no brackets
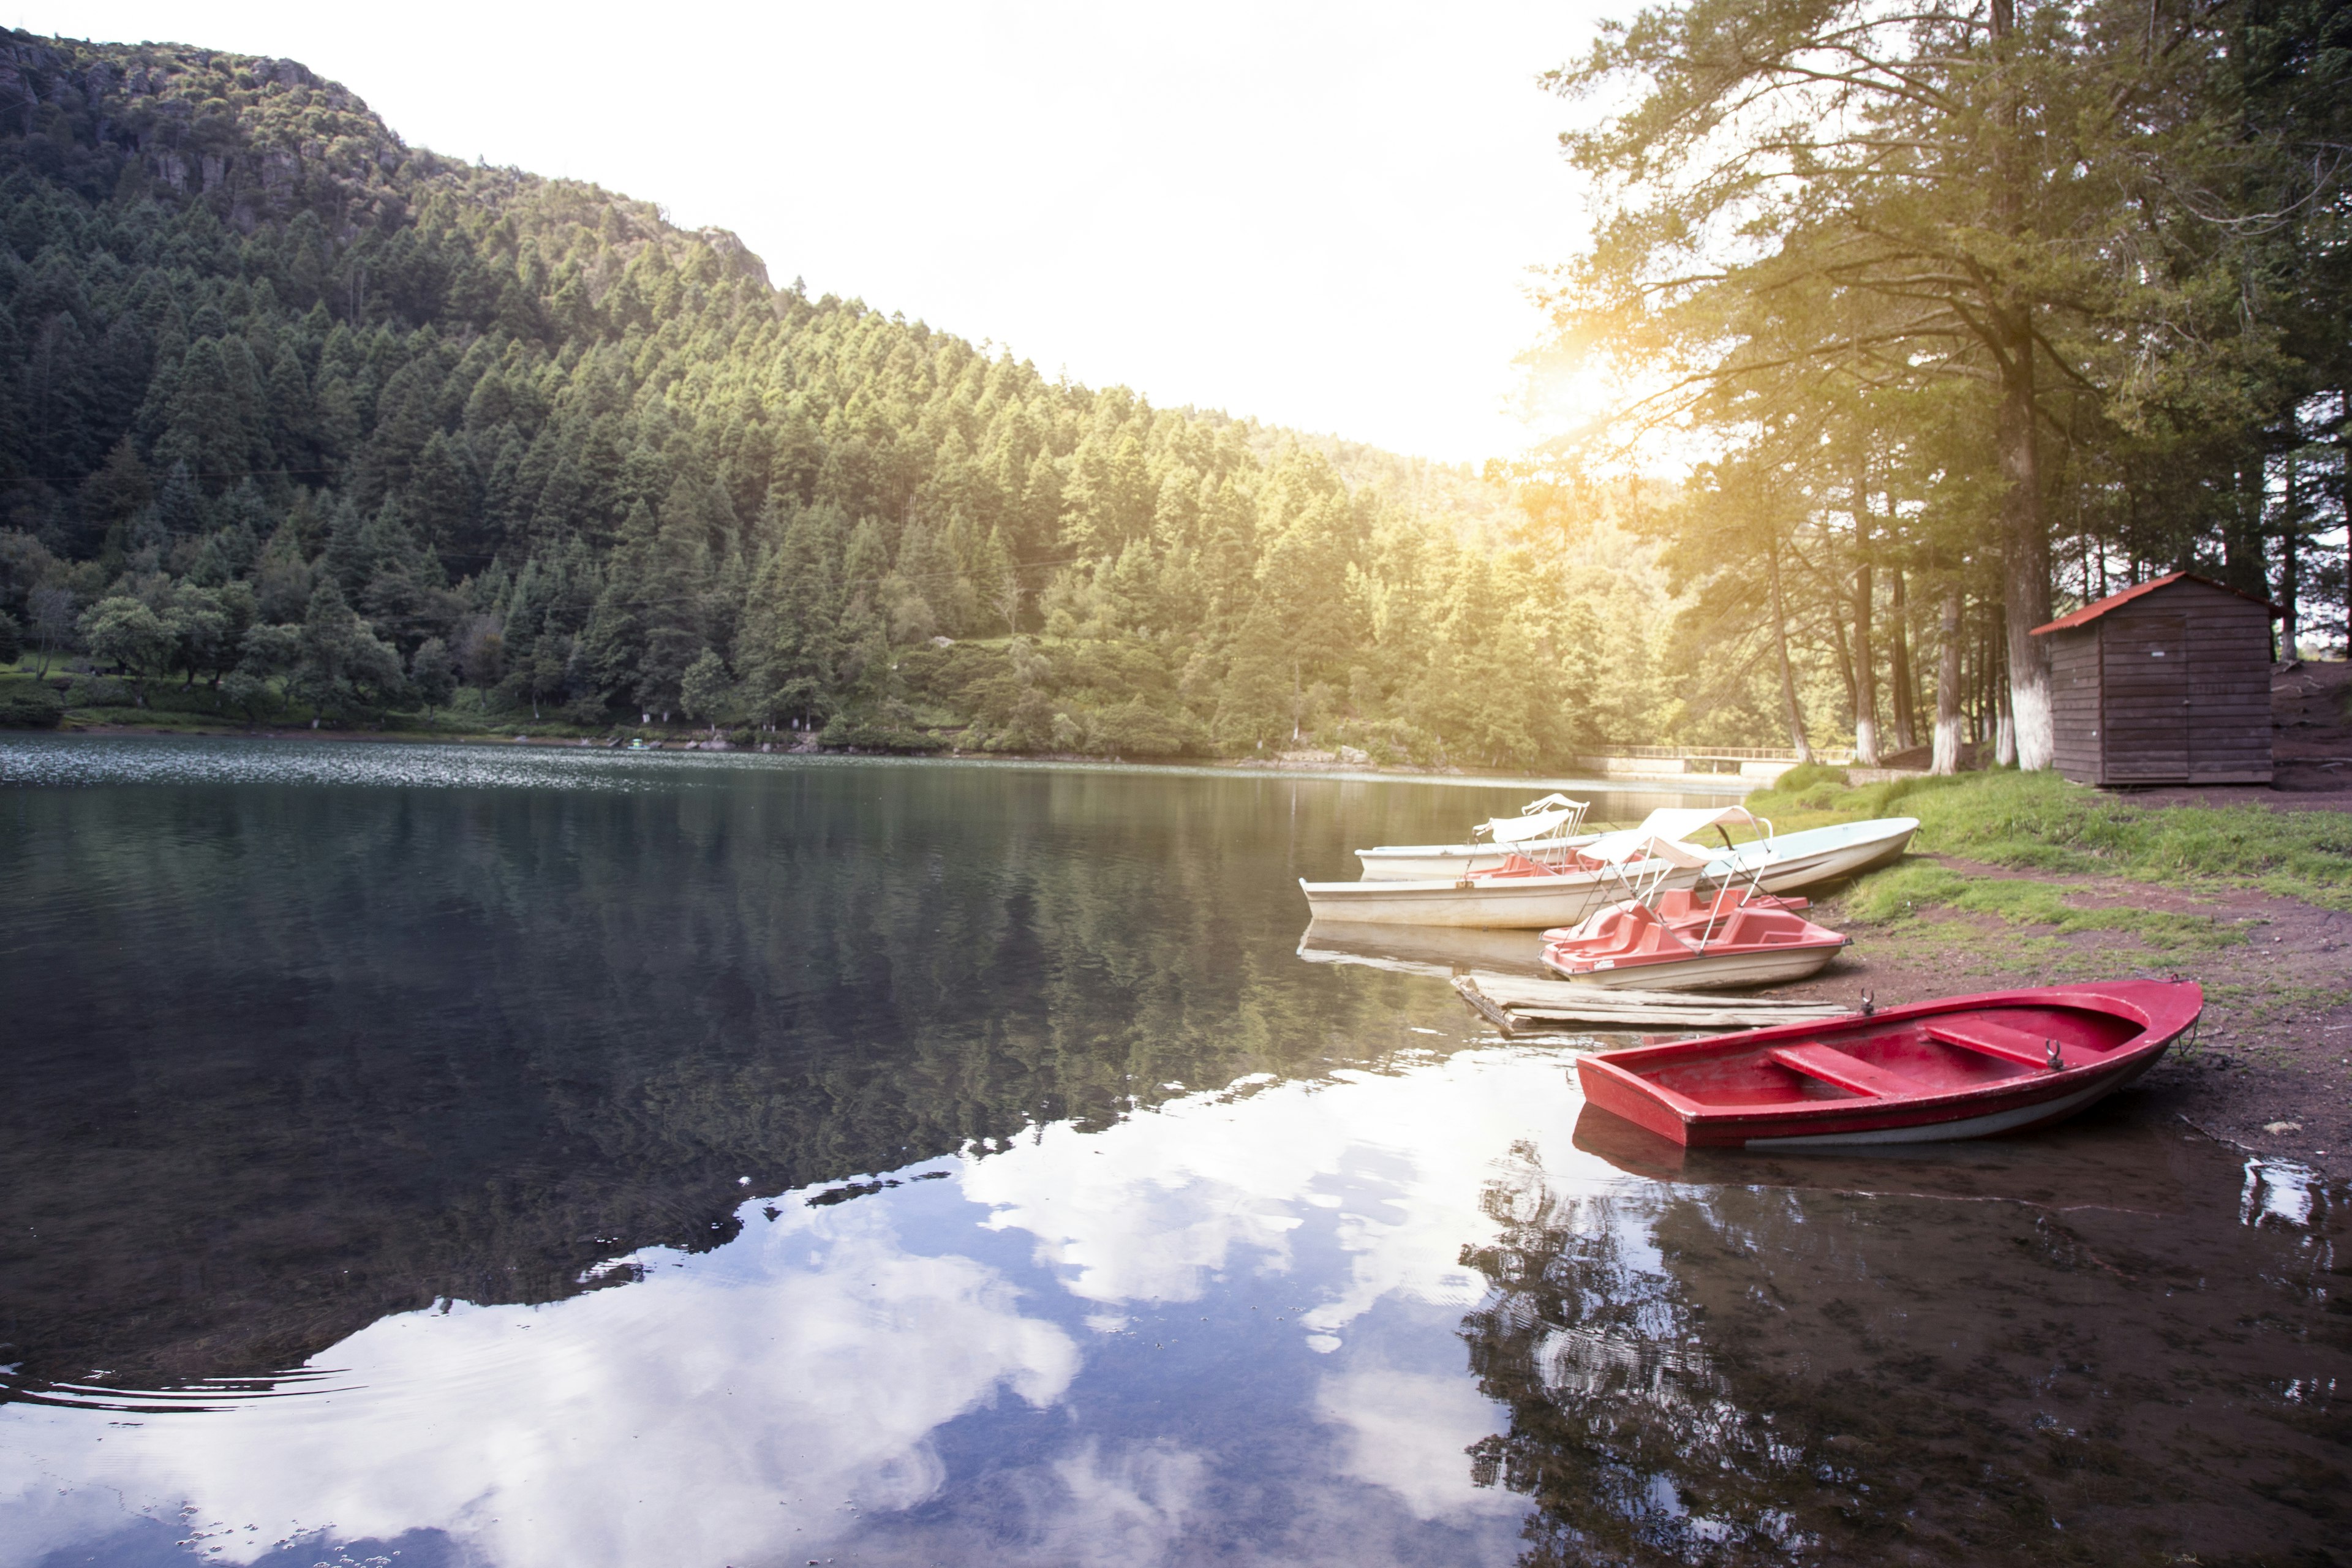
13,722,1757,796
17,726,2338,1175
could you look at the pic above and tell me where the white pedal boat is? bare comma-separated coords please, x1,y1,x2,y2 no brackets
1539,888,1849,991
1303,813,1721,929
1354,794,1593,880
1307,807,1919,930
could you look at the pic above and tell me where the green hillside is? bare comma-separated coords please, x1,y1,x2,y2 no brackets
0,31,1668,762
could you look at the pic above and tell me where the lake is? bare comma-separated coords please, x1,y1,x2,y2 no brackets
1,737,2342,1567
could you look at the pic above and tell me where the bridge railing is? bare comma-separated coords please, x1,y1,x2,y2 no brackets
1588,745,1856,768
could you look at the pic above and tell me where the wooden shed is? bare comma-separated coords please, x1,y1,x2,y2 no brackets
2032,571,2279,786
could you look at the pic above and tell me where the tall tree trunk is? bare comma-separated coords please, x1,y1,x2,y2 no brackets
1826,590,1860,743
1932,584,1962,775
2280,455,2299,659
1766,537,1812,764
1890,568,1918,751
1851,468,1879,765
1995,337,2051,769
1994,345,2052,767
1992,606,2017,766
1989,0,2054,771
1973,619,1987,741
2222,461,2267,599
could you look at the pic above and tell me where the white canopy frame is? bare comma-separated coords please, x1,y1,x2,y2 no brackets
1573,805,1779,952
1472,794,1593,860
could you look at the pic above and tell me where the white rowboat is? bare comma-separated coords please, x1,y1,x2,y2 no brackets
1303,815,1725,929
1354,842,1538,880
1295,921,1546,979
1298,859,1705,929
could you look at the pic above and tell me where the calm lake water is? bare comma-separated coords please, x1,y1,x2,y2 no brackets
1,737,2342,1567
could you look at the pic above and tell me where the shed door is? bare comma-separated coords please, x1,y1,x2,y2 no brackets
2101,613,2189,781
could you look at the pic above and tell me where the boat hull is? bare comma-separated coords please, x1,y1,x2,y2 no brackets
1702,818,1918,896
1300,865,1700,929
1354,845,1517,881
1573,980,2199,1147
1539,939,1845,990
1749,1059,2159,1145
1297,921,1545,978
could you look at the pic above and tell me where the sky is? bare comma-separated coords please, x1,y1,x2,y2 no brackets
17,1,1617,466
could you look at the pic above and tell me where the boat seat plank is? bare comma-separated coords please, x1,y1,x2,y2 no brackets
1766,1043,1927,1099
1924,1018,2065,1069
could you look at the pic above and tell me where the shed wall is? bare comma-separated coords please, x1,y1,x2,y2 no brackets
2046,630,2103,785
2100,611,2190,782
2184,597,2274,783
2077,580,2273,785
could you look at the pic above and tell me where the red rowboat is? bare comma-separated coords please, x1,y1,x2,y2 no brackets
1574,979,2201,1147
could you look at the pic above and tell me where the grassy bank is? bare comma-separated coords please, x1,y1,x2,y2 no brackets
1744,767,2352,943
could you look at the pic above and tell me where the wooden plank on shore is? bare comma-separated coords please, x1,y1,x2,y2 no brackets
1452,974,1853,1034
1451,976,1522,1034
1464,973,1851,1012
1506,1003,1853,1028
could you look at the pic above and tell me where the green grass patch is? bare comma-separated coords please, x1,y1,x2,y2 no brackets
1747,769,2352,910
1837,862,2251,950
61,704,244,733
1837,913,2081,979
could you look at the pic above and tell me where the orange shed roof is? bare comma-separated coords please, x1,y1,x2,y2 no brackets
2030,570,2280,636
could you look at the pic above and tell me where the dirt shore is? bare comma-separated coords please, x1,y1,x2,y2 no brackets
1767,660,2352,1177
1774,856,2352,1180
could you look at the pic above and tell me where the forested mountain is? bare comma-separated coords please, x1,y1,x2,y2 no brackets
13,14,2329,772
0,31,1676,764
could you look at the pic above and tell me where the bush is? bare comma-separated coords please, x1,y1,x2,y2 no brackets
1331,717,1439,767
219,671,277,723
1083,698,1208,757
819,710,949,752
63,675,130,709
1773,760,1850,794
0,686,65,728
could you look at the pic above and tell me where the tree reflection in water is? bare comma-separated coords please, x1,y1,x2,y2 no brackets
0,746,1516,1393
1459,1112,2349,1565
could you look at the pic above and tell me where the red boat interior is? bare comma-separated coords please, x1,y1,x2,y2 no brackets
1543,891,1844,973
1539,891,1810,941
1627,1005,2147,1107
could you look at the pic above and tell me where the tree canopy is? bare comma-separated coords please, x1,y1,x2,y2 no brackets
1541,0,2350,767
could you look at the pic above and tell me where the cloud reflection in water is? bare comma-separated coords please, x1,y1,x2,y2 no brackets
3,1049,1570,1567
